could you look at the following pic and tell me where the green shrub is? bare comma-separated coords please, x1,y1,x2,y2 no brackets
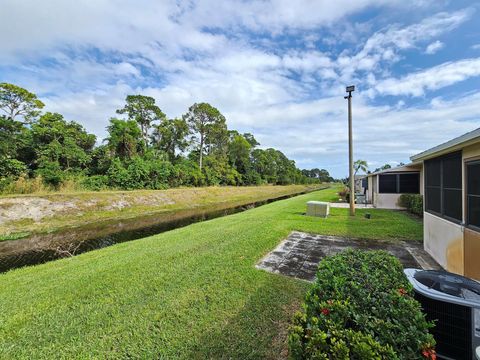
399,194,423,217
202,156,240,186
126,157,150,189
106,157,178,190
148,160,173,189
171,160,204,187
243,170,265,186
289,300,396,359
35,161,64,187
107,158,131,189
81,175,110,191
288,249,435,359
0,158,27,179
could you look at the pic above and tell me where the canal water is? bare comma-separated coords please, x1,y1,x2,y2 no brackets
0,189,317,273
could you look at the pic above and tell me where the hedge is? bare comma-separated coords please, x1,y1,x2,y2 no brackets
288,249,436,359
399,194,423,217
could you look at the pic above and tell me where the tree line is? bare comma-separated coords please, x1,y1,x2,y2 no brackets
0,83,331,192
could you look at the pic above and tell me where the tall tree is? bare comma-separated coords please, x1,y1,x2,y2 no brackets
151,118,189,161
31,112,96,172
116,95,166,148
0,116,27,159
105,118,143,160
0,115,29,178
242,133,259,148
183,103,227,170
227,131,252,174
0,83,44,123
317,169,333,182
204,119,228,157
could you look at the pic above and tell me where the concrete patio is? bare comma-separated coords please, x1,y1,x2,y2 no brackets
329,202,374,209
256,231,441,282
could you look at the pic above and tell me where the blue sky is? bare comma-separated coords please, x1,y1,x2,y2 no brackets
1,0,480,177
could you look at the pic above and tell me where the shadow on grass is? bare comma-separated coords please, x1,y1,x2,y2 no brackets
185,277,306,360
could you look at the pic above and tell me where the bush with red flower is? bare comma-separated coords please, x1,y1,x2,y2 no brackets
288,249,436,359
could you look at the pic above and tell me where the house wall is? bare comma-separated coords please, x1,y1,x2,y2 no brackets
368,167,421,209
424,212,464,274
354,179,364,193
422,142,480,278
419,166,424,196
375,193,403,209
366,176,375,204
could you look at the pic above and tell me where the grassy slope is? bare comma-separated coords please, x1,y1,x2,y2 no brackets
0,185,316,239
0,186,423,359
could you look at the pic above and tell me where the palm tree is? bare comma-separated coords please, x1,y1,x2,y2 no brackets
354,159,368,175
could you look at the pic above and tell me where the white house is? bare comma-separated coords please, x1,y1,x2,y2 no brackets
364,163,422,209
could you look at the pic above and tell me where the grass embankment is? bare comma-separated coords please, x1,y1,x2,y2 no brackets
0,186,423,359
0,185,317,241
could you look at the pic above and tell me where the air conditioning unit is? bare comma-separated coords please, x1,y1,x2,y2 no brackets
405,269,480,360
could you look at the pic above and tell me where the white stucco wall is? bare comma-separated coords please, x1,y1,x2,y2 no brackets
375,193,404,209
424,212,464,274
419,166,424,196
366,176,375,204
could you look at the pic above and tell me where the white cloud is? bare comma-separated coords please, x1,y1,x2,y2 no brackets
0,0,430,62
472,44,480,50
257,91,480,173
334,9,472,80
179,0,431,33
375,58,480,96
0,1,478,177
42,83,133,139
425,40,444,54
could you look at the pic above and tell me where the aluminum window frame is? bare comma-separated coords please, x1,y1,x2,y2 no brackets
425,151,462,224
378,172,420,194
466,160,480,232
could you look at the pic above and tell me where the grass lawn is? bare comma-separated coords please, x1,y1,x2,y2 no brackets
0,185,423,359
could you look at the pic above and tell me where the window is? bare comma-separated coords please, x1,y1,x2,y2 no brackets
399,173,420,193
425,159,441,213
378,173,420,194
379,174,397,193
467,161,480,230
424,152,462,223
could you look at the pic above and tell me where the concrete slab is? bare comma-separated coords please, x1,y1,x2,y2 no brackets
256,231,442,282
330,202,374,209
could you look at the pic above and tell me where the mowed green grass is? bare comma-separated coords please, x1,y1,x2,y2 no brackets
0,186,423,359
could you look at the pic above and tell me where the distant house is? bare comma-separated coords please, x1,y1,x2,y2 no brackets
411,127,480,280
354,175,366,193
364,164,422,209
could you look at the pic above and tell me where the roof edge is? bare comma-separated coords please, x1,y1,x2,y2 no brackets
411,127,480,162
366,163,421,176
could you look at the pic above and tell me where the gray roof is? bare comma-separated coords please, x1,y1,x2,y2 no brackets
411,127,480,162
365,163,421,177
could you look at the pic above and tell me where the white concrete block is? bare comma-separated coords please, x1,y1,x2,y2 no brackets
306,201,330,218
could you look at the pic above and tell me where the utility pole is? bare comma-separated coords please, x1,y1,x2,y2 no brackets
345,85,355,216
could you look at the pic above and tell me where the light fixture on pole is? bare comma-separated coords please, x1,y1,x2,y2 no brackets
344,85,355,216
